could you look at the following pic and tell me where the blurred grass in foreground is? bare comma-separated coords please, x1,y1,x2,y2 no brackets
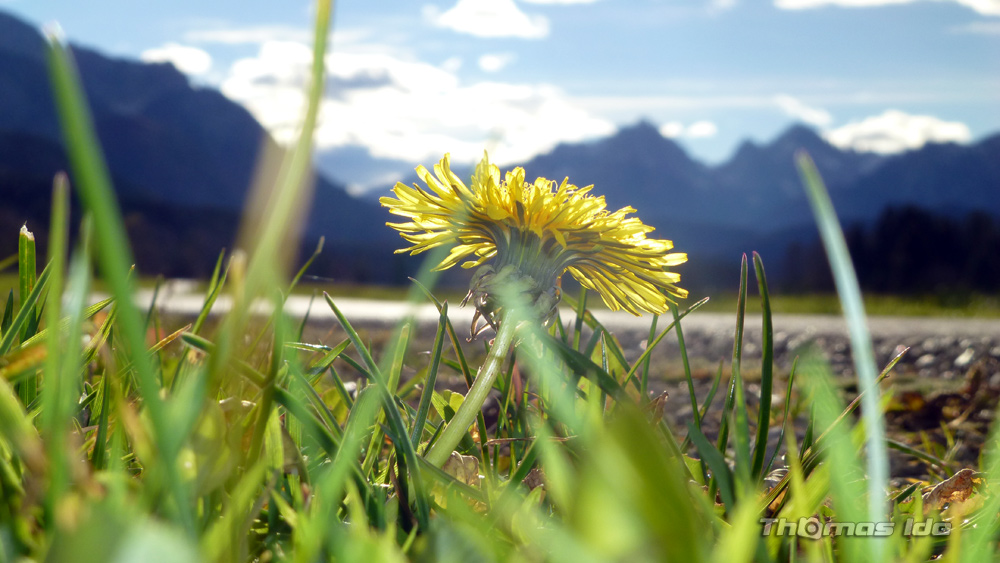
0,3,998,562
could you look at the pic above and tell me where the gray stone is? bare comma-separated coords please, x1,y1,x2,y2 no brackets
955,348,976,368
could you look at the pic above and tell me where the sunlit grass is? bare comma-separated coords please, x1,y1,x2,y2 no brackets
0,2,998,562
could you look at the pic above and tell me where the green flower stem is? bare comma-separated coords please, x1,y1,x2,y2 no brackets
425,311,517,468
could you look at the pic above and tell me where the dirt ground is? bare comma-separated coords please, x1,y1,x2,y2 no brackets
294,311,1000,484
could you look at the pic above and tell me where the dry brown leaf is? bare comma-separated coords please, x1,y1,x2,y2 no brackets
443,451,481,488
522,467,545,491
922,468,984,513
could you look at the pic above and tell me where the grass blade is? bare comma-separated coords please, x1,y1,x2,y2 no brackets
410,305,448,448
750,251,774,480
17,225,37,345
0,265,50,357
729,254,753,487
324,293,431,529
688,422,736,512
39,175,75,522
797,151,888,541
46,30,193,533
191,249,229,335
640,313,658,397
670,302,700,433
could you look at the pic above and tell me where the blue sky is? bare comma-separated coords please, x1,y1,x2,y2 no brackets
3,0,998,191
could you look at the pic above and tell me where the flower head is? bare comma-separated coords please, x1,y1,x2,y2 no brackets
381,153,687,325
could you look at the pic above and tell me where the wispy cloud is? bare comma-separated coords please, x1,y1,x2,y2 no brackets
775,0,1000,17
140,43,212,75
773,94,833,127
824,110,971,153
425,0,550,39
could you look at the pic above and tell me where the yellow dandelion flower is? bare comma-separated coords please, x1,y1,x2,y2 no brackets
380,152,688,324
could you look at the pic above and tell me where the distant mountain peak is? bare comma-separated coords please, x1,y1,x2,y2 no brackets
606,120,675,150
771,124,848,161
613,119,664,140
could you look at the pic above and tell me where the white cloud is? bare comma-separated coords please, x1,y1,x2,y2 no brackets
824,110,971,153
687,121,718,138
957,0,1000,13
774,94,833,127
441,56,464,73
140,43,212,75
658,121,685,138
521,0,599,4
220,40,614,167
775,0,1000,17
478,53,516,72
426,0,550,39
658,120,718,138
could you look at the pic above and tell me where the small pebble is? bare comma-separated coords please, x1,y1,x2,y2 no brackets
954,348,976,368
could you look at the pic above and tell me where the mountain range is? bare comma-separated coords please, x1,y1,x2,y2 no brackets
373,121,999,286
516,121,999,259
1,9,997,291
0,10,406,281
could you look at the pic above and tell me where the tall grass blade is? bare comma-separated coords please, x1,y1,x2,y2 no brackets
797,151,888,543
45,30,193,533
729,254,753,487
670,302,700,432
410,305,448,448
15,225,37,406
17,225,36,342
750,251,774,480
39,175,74,524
